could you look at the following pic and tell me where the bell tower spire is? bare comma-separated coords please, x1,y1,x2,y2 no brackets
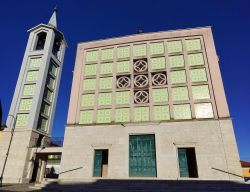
48,5,57,28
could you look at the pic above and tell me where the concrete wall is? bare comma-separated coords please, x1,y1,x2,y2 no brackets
59,119,242,181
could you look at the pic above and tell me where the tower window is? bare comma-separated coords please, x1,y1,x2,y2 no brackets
52,37,62,59
35,32,47,50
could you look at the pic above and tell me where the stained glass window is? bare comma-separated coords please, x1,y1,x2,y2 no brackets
192,85,210,100
186,39,202,51
173,104,192,119
117,46,130,59
19,99,32,111
190,68,207,82
168,55,185,68
41,103,50,116
167,41,182,53
86,51,98,62
37,117,48,131
153,106,170,121
83,79,96,91
133,44,146,57
116,91,130,105
44,89,53,102
150,42,164,55
16,114,29,127
101,49,113,60
47,76,55,89
23,84,36,96
134,107,149,122
26,71,39,82
100,63,113,75
97,109,112,123
150,57,166,70
99,77,113,90
79,110,94,124
49,63,57,76
98,92,112,105
172,87,189,101
194,103,214,118
84,64,97,76
188,53,204,66
115,108,130,122
170,70,187,84
117,61,130,73
152,88,168,103
30,57,42,68
81,94,95,107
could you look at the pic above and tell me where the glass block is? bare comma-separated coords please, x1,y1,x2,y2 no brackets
16,114,29,127
26,71,39,82
168,55,185,68
117,61,130,73
152,88,168,103
44,89,53,102
97,109,112,123
186,39,202,51
101,49,113,60
49,64,57,76
167,41,182,53
150,42,164,55
47,76,55,89
83,79,96,91
98,92,112,105
86,51,98,62
99,77,113,90
194,103,214,118
115,108,130,122
42,103,50,116
30,57,42,68
19,99,32,111
172,87,189,101
23,84,36,96
150,57,166,70
37,117,48,131
81,94,95,107
192,85,210,100
133,44,146,57
173,104,192,119
190,68,207,82
153,106,170,121
134,107,149,122
170,70,187,84
117,46,130,59
116,91,130,105
100,63,113,75
84,64,97,76
79,110,94,124
188,53,204,66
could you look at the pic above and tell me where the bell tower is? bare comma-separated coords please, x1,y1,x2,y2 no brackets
0,8,66,183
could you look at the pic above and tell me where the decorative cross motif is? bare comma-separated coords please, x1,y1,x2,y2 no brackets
133,60,148,72
117,76,131,88
134,75,149,88
134,90,149,104
152,73,167,86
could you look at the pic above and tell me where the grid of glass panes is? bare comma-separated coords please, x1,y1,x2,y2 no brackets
79,36,215,124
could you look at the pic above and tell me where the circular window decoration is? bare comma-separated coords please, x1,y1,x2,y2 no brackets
117,76,131,88
133,60,148,72
134,75,149,88
152,73,167,86
134,90,149,104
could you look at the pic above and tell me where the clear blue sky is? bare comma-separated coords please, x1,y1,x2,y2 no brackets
0,0,249,161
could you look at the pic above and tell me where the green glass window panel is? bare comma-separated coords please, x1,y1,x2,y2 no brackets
19,99,32,111
99,77,113,90
116,91,130,105
98,92,112,106
133,44,146,57
117,46,130,59
167,41,182,53
37,117,48,131
134,107,149,122
117,61,130,73
86,51,98,62
172,87,189,101
49,64,57,76
79,110,94,124
81,94,95,107
93,150,102,177
150,42,164,55
44,89,53,102
194,103,214,118
173,104,191,120
101,49,113,60
186,39,202,51
23,84,36,96
192,85,210,100
150,57,166,70
100,63,113,74
190,68,207,82
48,76,55,89
84,64,97,76
30,57,42,68
153,106,170,121
115,108,130,122
169,55,185,68
16,114,29,127
152,88,168,103
170,70,187,84
83,79,96,91
178,148,189,177
26,71,39,82
188,53,204,66
97,109,112,123
41,103,50,116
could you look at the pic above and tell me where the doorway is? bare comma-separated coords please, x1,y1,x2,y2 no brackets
93,149,109,177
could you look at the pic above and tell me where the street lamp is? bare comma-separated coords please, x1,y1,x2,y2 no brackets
0,115,16,187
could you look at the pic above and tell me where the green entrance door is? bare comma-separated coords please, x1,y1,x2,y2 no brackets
129,135,157,177
178,148,189,177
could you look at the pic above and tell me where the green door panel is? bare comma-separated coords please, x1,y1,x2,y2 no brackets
178,148,189,177
93,150,102,177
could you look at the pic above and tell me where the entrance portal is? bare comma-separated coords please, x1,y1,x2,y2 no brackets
93,149,109,177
